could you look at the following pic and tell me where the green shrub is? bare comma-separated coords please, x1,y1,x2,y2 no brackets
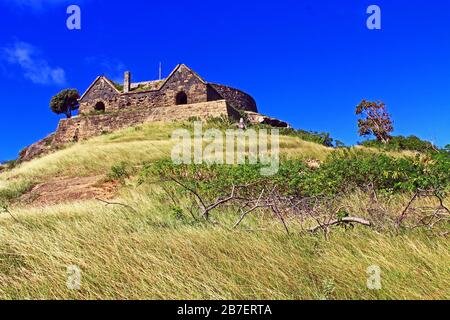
141,150,450,199
257,125,335,147
361,135,437,153
300,150,449,195
107,162,130,183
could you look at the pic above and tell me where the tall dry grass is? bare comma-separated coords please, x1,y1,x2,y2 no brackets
0,185,448,300
0,122,447,300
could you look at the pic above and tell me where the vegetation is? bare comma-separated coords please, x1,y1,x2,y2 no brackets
0,199,448,299
112,82,124,91
277,128,336,147
361,135,443,154
0,179,35,207
143,150,450,199
107,161,132,183
356,100,394,144
50,89,80,119
0,122,448,299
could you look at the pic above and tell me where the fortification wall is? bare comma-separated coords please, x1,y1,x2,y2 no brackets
79,66,211,115
210,84,258,113
54,100,236,145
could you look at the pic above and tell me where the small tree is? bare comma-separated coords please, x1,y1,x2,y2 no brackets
356,100,394,144
50,89,80,118
444,144,450,154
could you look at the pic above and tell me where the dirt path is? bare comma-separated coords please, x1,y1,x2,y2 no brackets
19,176,118,207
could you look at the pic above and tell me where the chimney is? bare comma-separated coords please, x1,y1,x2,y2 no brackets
124,71,131,93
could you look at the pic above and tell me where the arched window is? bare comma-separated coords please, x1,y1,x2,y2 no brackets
94,101,106,112
175,91,188,105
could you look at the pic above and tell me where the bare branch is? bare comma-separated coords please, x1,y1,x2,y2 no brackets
95,198,138,213
308,217,372,233
233,188,265,228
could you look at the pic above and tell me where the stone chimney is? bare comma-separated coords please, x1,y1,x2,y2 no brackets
124,71,131,93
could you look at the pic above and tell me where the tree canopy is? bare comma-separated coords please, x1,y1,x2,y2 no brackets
356,100,394,144
50,89,80,118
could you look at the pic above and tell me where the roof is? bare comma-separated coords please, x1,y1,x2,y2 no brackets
79,64,212,101
79,76,121,101
129,80,166,92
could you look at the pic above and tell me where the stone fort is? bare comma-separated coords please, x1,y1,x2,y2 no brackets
20,64,287,161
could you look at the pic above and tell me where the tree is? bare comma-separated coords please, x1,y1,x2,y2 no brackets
50,89,80,118
356,100,394,144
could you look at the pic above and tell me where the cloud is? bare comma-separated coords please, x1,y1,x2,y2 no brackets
1,41,67,85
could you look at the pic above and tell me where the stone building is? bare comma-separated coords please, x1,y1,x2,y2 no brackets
78,64,259,116
19,64,287,161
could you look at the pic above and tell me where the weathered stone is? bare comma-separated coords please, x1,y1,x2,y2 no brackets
19,134,55,162
78,64,258,115
54,100,238,145
18,64,288,162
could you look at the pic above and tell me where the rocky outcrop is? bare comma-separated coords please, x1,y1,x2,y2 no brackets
245,111,289,128
19,134,55,162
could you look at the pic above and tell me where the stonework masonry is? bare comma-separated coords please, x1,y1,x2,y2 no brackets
19,64,287,162
54,100,238,145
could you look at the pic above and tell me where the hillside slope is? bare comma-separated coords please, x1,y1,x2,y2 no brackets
0,122,448,300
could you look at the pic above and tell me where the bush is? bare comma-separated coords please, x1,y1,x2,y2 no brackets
107,162,130,183
361,135,437,153
300,150,449,195
268,126,335,147
141,150,450,199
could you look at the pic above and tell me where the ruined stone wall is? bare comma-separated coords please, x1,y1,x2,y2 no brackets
54,100,235,145
160,65,209,106
210,84,258,113
78,77,121,114
79,65,212,115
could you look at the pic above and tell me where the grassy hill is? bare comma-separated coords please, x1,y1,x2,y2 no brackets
0,122,448,300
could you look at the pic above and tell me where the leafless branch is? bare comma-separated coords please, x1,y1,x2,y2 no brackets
95,198,138,213
308,217,372,233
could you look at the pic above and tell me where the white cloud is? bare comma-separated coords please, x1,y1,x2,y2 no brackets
2,41,67,85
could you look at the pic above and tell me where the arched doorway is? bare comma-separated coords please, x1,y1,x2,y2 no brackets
175,92,188,105
94,101,106,112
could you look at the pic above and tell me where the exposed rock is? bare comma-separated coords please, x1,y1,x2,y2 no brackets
245,111,290,128
19,175,118,207
19,134,55,162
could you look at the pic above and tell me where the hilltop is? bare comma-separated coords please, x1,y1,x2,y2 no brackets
0,121,448,299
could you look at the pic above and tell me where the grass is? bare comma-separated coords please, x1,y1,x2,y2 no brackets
1,122,332,181
0,187,448,299
0,179,36,206
0,122,448,300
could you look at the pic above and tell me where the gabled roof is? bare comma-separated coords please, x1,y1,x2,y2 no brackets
80,64,207,99
79,76,121,101
160,64,207,87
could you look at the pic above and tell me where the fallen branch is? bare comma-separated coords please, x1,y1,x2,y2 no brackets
95,198,138,213
308,217,372,233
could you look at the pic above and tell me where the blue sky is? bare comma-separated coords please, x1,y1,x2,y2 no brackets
0,0,449,160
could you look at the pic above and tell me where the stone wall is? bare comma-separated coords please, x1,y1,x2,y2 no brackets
78,77,121,114
79,65,259,117
210,84,258,112
54,100,237,145
79,65,212,115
